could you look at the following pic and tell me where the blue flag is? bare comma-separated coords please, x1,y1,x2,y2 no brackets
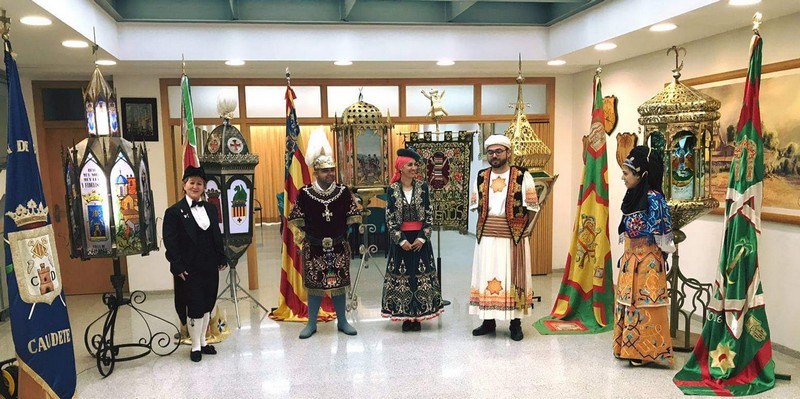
4,39,77,398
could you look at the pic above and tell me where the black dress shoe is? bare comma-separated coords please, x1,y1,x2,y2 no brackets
509,319,523,341
201,345,217,355
472,319,496,336
411,321,421,331
190,350,202,362
402,321,412,332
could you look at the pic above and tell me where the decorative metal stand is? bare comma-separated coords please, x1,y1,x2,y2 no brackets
217,262,269,328
666,229,712,352
84,258,179,377
347,216,384,312
435,226,451,306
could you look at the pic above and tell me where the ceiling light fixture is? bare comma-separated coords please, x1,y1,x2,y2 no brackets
436,60,455,66
650,23,677,32
728,0,761,6
547,60,566,66
225,59,245,66
20,16,52,26
594,42,617,51
95,59,117,66
62,40,89,48
334,60,353,66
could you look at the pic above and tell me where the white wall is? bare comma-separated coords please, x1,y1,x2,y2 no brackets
551,74,576,270
567,12,800,352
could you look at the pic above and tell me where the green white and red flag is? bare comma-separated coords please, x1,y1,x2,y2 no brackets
181,73,200,169
673,31,775,397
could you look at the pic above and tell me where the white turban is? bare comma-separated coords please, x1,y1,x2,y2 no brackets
484,134,511,150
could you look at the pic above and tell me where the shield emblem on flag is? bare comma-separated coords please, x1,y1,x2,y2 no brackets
602,95,618,135
8,226,63,305
615,132,639,168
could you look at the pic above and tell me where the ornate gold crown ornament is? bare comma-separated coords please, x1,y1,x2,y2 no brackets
5,200,49,227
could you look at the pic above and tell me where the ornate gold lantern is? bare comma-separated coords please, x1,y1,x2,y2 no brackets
637,46,720,350
333,93,393,191
505,66,558,227
637,47,720,230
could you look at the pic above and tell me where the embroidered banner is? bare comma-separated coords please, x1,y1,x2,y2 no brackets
405,131,474,233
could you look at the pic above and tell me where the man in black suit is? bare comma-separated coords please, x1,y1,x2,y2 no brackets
163,165,228,362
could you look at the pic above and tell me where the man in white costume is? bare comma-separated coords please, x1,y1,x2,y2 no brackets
469,134,539,341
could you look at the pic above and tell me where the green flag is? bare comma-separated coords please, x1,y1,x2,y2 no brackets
673,33,775,396
181,73,200,169
534,75,614,335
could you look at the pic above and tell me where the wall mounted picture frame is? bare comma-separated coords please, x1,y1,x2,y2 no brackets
121,97,159,142
685,58,800,225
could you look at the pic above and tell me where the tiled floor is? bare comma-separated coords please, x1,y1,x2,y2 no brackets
1,225,798,398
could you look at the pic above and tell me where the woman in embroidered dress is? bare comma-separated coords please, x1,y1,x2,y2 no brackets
381,148,444,331
613,145,676,366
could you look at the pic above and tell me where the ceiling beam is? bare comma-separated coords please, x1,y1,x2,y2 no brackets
416,0,586,2
229,0,239,20
93,0,123,21
342,0,357,21
447,1,477,22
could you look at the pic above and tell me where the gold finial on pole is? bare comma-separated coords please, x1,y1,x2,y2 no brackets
285,67,291,86
1,9,11,40
667,45,687,81
595,60,602,78
181,53,186,75
753,12,763,35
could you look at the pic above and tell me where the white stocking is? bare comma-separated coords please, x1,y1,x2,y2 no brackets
200,312,211,347
189,318,203,352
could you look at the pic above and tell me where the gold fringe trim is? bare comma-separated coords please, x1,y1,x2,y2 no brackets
307,286,348,297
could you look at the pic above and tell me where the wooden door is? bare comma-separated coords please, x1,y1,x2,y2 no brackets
40,126,127,295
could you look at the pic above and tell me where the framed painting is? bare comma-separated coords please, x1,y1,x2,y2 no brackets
684,58,800,225
121,97,159,142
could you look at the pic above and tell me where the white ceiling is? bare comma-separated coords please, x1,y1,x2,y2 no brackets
3,0,799,80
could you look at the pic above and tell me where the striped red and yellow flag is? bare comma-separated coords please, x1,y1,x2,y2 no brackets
269,86,336,322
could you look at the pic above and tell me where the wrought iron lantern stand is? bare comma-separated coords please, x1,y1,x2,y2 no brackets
200,107,265,328
64,45,175,376
637,47,720,351
332,93,393,311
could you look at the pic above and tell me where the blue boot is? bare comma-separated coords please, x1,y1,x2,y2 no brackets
299,295,322,339
332,294,357,336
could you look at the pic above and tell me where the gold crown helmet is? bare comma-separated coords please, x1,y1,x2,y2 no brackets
305,127,336,170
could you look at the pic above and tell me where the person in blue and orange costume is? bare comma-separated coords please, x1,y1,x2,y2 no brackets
613,145,676,367
163,165,228,362
381,148,444,331
288,129,362,339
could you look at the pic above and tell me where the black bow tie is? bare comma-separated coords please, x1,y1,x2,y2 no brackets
191,200,205,208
